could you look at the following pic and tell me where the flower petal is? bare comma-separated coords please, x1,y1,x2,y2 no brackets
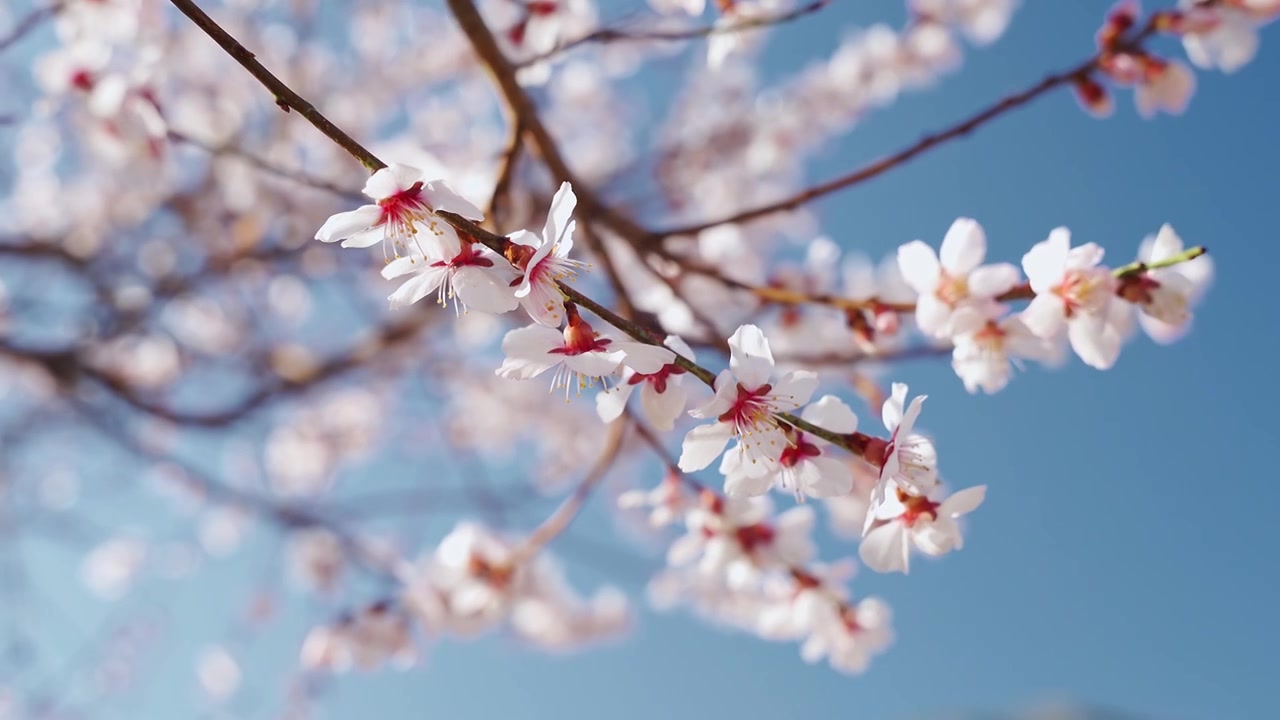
678,422,735,472
640,381,687,432
800,395,859,434
422,180,484,220
859,522,910,574
453,265,519,314
387,266,448,309
896,240,941,294
595,384,634,424
315,205,382,243
939,218,986,274
543,182,578,247
727,324,775,389
968,262,1021,297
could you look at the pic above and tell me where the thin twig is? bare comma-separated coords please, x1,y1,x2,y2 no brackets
513,0,830,69
654,20,1162,238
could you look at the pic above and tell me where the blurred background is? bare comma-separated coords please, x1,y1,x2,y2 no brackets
1,0,1277,718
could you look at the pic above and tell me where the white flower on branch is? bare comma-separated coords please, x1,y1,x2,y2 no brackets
679,324,818,476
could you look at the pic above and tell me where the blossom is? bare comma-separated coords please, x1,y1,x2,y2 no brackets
897,218,1021,338
798,595,894,675
315,164,483,260
1134,57,1196,118
379,238,517,314
496,309,676,398
860,484,986,574
596,335,696,431
865,383,939,518
720,395,858,501
1178,0,1279,74
300,603,417,672
842,250,917,351
1021,228,1126,369
617,473,692,528
1119,224,1213,344
950,310,1060,394
678,325,818,476
508,182,589,327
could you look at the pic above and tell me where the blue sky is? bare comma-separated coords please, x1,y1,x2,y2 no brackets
7,1,1280,719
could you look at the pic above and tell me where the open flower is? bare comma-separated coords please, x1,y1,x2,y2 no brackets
497,307,675,398
864,383,939,520
950,310,1060,394
678,325,818,476
719,395,858,501
860,484,986,574
315,164,484,259
508,182,589,327
1021,227,1126,369
897,218,1021,338
596,335,695,431
380,238,517,314
1117,224,1213,344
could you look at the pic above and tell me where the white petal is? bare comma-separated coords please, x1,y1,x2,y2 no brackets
362,164,421,199
315,205,381,243
939,218,986,274
496,325,564,379
914,295,952,338
727,324,775,389
881,383,908,432
1020,294,1067,339
967,262,1021,298
769,371,819,411
896,240,941,294
723,470,775,497
797,456,853,498
941,485,986,516
640,382,686,432
689,370,738,419
422,180,484,220
859,522,910,574
543,182,578,247
565,350,625,378
663,334,696,360
800,395,858,434
387,267,448,309
453,266,519,314
1022,228,1071,292
678,422,735,472
616,341,676,375
1068,313,1122,370
595,385,634,424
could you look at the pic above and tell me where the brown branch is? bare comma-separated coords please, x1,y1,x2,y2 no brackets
654,21,1162,238
515,416,628,560
443,0,657,246
485,118,526,228
513,0,831,70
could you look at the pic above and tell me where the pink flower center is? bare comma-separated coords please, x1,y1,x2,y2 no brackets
734,523,775,555
549,317,612,356
431,245,494,270
717,383,775,433
935,271,969,307
778,435,821,468
376,182,429,231
70,70,96,92
897,488,940,528
1054,269,1111,317
627,363,686,393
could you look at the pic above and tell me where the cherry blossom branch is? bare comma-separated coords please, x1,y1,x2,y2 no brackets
443,0,656,246
485,117,526,226
654,17,1164,239
167,0,387,172
514,416,628,561
0,2,62,54
512,0,832,70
